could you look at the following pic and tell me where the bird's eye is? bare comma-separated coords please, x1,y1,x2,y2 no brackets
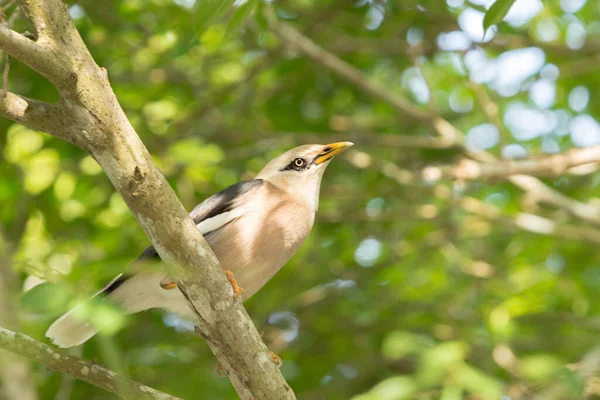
294,158,306,168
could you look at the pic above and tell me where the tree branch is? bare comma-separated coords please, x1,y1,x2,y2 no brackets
0,22,70,86
0,326,180,400
0,91,61,131
0,1,295,398
425,145,600,181
265,9,433,121
460,197,600,245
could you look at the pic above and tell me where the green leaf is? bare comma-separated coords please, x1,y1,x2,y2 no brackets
352,376,417,400
72,298,128,336
20,282,70,314
254,0,268,31
225,0,258,39
520,353,564,382
194,0,236,36
483,0,517,34
453,364,504,399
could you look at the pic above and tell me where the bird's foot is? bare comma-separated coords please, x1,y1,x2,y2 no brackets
159,279,177,290
215,363,228,377
270,351,283,368
224,270,244,298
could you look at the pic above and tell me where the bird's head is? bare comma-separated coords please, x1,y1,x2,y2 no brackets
257,142,354,211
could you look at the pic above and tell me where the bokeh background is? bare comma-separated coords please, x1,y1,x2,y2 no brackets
1,0,600,399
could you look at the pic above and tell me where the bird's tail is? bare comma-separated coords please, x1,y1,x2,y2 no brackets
45,272,152,348
24,275,94,347
46,309,98,348
45,274,127,348
45,271,184,348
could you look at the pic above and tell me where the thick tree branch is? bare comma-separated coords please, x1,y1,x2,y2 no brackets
0,327,180,400
0,1,296,398
0,91,60,131
0,23,70,86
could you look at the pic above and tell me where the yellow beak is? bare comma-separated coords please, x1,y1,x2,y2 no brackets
314,142,354,165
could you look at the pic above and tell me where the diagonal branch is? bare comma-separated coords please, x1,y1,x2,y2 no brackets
265,9,433,121
0,326,181,400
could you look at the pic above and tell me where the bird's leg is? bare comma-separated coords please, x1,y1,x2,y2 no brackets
224,270,244,298
270,351,283,367
258,331,283,368
215,363,228,377
159,276,177,290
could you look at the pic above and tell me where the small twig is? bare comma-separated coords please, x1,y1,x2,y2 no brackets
407,48,437,112
1,0,17,11
470,81,509,147
3,53,10,97
460,197,600,244
265,7,433,121
7,5,21,26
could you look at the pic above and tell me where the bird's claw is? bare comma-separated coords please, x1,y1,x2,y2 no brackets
160,276,177,290
215,363,228,377
225,270,244,298
270,351,283,368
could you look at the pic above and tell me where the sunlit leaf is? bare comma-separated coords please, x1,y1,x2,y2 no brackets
352,376,417,400
417,341,469,387
72,298,127,336
483,0,517,34
520,354,564,382
20,282,70,313
225,0,258,38
194,0,236,35
381,330,431,360
453,364,505,399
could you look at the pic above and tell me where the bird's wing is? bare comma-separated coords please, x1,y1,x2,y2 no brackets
189,178,265,235
138,178,265,260
102,179,265,294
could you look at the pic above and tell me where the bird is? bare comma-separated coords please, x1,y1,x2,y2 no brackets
46,142,354,348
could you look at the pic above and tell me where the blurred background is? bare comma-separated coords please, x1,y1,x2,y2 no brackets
1,0,600,399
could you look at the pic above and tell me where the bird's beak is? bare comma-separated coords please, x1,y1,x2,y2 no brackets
313,142,354,165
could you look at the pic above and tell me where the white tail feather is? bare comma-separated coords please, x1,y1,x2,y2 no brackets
45,271,189,348
46,309,98,348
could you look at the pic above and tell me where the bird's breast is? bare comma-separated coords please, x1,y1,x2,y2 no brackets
205,199,314,299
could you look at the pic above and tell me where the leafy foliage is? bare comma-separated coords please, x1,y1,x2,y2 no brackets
1,0,600,399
